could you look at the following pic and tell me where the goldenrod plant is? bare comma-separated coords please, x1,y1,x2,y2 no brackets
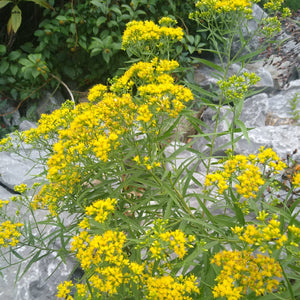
0,5,300,300
188,0,291,175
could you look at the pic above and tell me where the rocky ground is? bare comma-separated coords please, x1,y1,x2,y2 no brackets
0,5,299,300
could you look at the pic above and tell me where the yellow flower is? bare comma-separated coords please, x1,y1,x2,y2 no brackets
0,200,9,209
292,172,300,187
87,83,107,102
57,281,73,299
147,219,195,260
0,220,23,247
122,20,183,50
145,274,199,299
211,250,282,298
256,210,269,221
79,217,90,229
192,0,253,20
137,104,153,123
158,16,177,26
232,214,288,252
14,183,27,194
205,149,286,201
85,198,117,223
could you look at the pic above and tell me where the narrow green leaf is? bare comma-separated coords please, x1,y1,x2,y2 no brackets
235,98,244,119
232,202,245,226
11,248,23,260
19,250,42,279
191,193,219,224
192,57,223,73
185,81,217,98
235,47,266,63
288,264,300,273
235,119,250,143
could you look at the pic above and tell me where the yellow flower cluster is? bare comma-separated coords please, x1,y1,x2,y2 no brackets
111,58,178,91
288,224,300,247
191,0,253,20
133,155,161,170
158,16,178,26
145,274,199,300
256,146,287,171
218,72,260,101
211,250,282,298
0,220,23,247
112,58,192,117
261,16,281,37
22,54,192,216
0,135,13,152
288,224,300,238
263,0,284,11
25,100,75,143
122,20,183,50
71,229,127,270
67,224,199,299
143,219,196,260
87,83,107,102
62,209,199,299
85,198,117,223
0,199,9,209
232,214,288,253
205,148,287,199
57,281,73,299
14,183,28,194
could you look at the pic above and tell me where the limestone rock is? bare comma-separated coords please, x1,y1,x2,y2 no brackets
192,79,300,162
19,120,38,131
36,90,65,118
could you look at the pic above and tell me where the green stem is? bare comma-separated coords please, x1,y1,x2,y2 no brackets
280,261,296,300
151,163,194,218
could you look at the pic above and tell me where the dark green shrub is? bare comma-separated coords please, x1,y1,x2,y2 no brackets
285,0,300,12
0,0,199,113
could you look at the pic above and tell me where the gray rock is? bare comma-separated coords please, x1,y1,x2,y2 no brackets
234,125,300,161
0,245,76,300
36,91,65,118
231,4,267,58
194,61,276,96
0,185,14,199
240,93,269,127
0,151,44,187
19,120,38,131
192,79,300,162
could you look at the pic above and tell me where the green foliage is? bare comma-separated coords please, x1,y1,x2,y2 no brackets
286,0,300,11
258,0,300,12
1,5,300,298
289,92,300,122
0,0,199,122
0,44,49,102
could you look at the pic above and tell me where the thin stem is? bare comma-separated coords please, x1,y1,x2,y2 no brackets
50,74,75,107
